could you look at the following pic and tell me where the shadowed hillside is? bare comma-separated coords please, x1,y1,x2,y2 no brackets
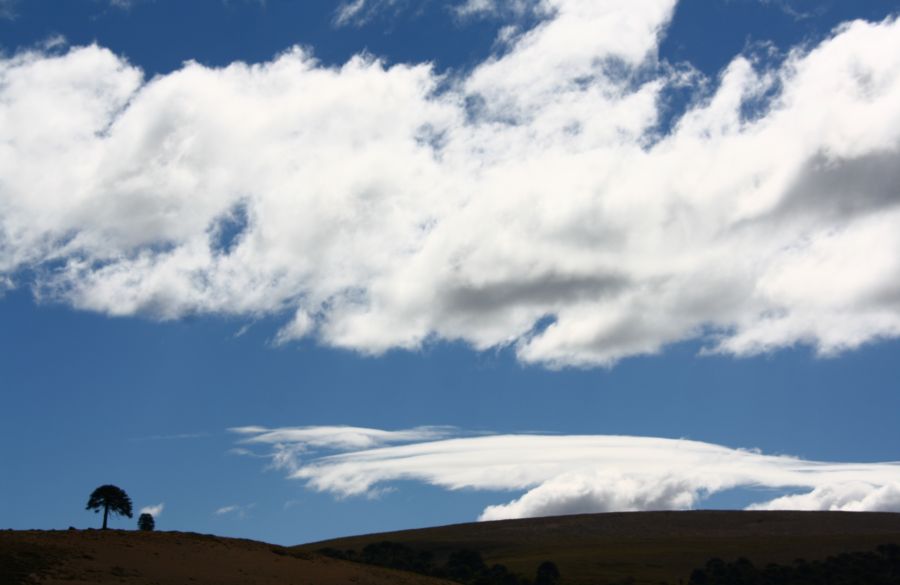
0,529,457,585
297,511,900,585
6,512,900,585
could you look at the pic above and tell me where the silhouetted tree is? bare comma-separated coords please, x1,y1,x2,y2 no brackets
446,549,488,582
319,542,531,585
535,561,560,585
137,513,155,531
686,545,900,585
86,485,132,530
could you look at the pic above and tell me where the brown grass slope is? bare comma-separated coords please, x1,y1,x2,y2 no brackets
297,510,900,585
0,529,458,585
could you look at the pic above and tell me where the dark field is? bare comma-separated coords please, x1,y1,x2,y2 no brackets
0,529,456,585
299,511,900,584
5,511,900,584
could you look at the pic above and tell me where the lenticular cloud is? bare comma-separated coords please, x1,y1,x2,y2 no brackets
232,426,900,520
2,1,900,367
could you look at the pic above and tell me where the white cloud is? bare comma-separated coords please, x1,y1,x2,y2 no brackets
234,427,900,520
2,3,900,367
334,0,542,27
747,483,900,512
231,424,454,450
452,0,540,19
229,425,455,472
478,471,702,521
131,432,209,441
333,0,409,26
214,503,255,517
139,503,164,517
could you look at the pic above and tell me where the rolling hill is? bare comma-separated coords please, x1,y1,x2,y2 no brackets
0,529,457,585
6,511,900,585
298,510,900,584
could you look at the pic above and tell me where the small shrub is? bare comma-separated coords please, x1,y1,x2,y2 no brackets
137,513,155,531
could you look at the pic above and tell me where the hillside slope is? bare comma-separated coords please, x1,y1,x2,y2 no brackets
0,529,457,585
298,510,900,585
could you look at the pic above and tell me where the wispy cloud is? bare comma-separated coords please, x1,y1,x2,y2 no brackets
2,2,900,367
332,0,419,26
235,426,900,520
231,424,455,450
0,0,16,19
214,503,255,518
230,425,456,472
333,0,538,26
139,503,164,517
451,0,543,19
0,0,136,20
130,432,211,441
754,0,826,21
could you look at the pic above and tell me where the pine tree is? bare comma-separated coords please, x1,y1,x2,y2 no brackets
86,485,133,530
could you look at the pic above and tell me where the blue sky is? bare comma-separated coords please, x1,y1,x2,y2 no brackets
2,0,900,545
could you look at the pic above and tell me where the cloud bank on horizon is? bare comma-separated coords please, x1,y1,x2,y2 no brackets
2,0,900,367
233,425,900,520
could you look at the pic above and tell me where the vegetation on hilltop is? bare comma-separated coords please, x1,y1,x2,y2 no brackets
320,541,557,585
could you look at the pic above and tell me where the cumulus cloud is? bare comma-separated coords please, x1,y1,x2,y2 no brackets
747,483,900,512
234,427,900,520
2,1,900,367
139,503,164,517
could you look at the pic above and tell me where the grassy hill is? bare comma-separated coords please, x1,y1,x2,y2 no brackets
6,512,900,585
0,529,457,585
297,510,900,585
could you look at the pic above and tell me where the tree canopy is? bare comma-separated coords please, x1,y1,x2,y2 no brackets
86,485,133,530
535,561,560,585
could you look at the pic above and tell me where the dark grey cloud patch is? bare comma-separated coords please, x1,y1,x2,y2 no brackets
442,273,629,315
769,149,900,227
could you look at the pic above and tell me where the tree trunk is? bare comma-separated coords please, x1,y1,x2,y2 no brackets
102,505,109,530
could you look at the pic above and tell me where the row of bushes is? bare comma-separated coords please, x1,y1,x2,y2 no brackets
688,543,900,585
319,541,560,585
321,539,900,585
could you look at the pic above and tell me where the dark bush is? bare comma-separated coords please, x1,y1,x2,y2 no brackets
687,544,900,585
137,513,155,531
535,561,560,585
320,541,534,585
